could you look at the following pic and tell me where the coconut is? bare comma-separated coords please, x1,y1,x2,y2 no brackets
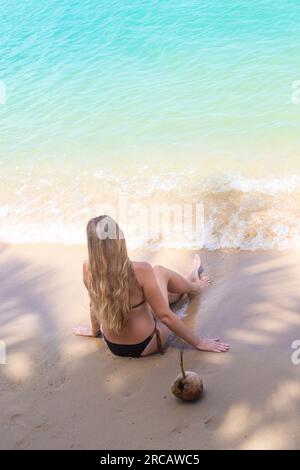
171,346,203,402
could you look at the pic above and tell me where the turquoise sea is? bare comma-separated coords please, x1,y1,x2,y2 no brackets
1,0,300,248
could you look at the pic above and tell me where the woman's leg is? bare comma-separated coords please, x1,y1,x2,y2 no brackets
155,255,210,299
168,291,183,304
141,265,185,356
141,255,209,356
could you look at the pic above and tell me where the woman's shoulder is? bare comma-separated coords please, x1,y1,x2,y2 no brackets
131,261,153,285
132,261,152,273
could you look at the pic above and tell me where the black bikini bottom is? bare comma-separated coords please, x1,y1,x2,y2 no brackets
103,334,152,358
103,317,163,358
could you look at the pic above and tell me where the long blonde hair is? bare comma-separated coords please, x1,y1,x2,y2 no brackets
86,215,137,334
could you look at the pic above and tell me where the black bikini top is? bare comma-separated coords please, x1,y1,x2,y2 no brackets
131,283,146,309
131,298,146,309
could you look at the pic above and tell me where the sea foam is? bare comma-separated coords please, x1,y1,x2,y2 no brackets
1,169,300,250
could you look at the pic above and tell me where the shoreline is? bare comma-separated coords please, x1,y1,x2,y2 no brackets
1,243,300,449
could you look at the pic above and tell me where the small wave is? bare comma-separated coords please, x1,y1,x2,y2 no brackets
1,170,300,249
198,173,300,195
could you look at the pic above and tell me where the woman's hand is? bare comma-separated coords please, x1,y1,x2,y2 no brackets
196,338,230,353
73,325,95,337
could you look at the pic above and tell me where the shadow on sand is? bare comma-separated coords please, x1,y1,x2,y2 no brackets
1,245,300,449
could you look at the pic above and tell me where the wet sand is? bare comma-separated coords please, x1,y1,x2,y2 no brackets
0,243,300,449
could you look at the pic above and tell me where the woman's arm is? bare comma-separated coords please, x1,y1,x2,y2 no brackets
139,263,200,349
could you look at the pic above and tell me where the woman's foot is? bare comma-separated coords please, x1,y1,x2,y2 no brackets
186,254,211,295
186,254,202,282
197,338,230,353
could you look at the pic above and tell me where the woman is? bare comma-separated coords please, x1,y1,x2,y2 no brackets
74,215,229,357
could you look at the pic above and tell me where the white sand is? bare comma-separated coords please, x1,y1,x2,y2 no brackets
1,243,300,449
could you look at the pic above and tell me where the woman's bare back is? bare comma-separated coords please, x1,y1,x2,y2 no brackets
93,261,157,345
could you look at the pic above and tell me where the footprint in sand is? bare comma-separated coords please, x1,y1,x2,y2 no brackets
204,415,222,431
170,424,189,435
13,438,28,450
48,375,66,389
9,413,24,427
34,422,50,432
70,443,84,449
122,379,143,398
